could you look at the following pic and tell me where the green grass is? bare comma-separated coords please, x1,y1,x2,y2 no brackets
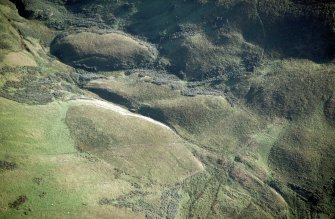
79,71,307,218
1,0,335,217
268,106,335,216
0,4,21,55
84,74,295,218
246,60,335,120
162,31,263,80
0,98,74,155
65,103,203,185
252,119,287,166
148,95,264,155
0,98,147,218
0,98,81,218
73,62,335,218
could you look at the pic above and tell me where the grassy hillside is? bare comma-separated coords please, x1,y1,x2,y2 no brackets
66,100,203,184
83,68,335,218
0,97,202,218
0,97,155,218
0,0,335,218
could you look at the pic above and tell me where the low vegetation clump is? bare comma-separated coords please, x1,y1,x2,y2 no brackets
8,195,27,210
0,160,17,171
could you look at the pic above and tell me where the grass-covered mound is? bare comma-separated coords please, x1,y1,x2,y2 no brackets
245,60,335,120
84,72,181,109
269,110,335,217
82,69,335,217
79,74,290,217
51,32,158,71
0,97,150,218
66,100,203,184
0,97,204,218
162,31,263,80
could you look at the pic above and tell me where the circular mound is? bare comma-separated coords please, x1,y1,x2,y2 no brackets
51,32,158,71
